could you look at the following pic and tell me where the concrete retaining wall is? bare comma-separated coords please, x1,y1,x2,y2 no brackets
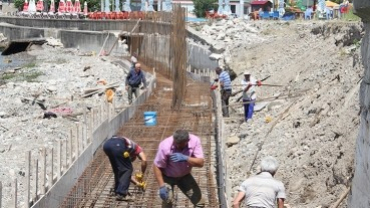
348,0,370,206
0,17,173,34
60,30,124,55
348,23,370,207
0,18,217,70
139,34,217,72
0,24,45,40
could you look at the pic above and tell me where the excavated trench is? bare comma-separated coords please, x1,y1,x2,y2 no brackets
60,62,221,207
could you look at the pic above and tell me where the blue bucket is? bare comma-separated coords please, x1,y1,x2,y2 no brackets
144,111,157,126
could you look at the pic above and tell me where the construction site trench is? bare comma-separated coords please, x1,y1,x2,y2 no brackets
60,63,221,207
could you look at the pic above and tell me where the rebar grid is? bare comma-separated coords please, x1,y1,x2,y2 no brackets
60,10,219,206
60,66,219,207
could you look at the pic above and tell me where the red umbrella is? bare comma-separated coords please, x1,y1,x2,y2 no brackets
74,0,81,13
23,0,29,12
58,0,66,12
36,0,44,11
65,0,73,13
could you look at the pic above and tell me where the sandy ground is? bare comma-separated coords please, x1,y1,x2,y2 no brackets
195,20,363,207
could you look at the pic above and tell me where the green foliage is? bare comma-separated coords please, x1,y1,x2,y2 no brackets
14,0,24,11
353,38,361,48
192,0,217,17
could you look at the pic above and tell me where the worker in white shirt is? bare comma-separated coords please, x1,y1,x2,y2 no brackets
241,71,261,122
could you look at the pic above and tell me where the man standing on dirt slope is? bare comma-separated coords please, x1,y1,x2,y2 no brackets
103,135,147,201
214,67,232,117
232,156,286,208
153,129,205,207
241,71,261,122
126,62,147,104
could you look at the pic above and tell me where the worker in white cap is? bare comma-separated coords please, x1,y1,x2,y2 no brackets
241,71,261,122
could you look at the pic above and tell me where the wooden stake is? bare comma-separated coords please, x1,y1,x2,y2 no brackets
0,181,2,208
50,148,54,187
69,129,73,163
13,178,17,208
26,151,31,208
331,187,351,208
75,125,79,157
42,148,46,195
58,140,61,179
35,159,39,200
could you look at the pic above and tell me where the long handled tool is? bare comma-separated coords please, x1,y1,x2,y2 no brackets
233,83,284,87
231,75,271,97
231,88,309,108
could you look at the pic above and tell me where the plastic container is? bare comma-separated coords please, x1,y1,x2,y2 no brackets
144,111,157,126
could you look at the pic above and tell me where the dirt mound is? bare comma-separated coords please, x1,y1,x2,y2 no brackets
195,20,363,207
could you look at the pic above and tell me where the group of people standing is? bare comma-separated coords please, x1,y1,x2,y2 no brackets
214,67,261,122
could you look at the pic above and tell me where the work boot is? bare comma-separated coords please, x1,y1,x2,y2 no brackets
109,188,116,196
116,193,134,201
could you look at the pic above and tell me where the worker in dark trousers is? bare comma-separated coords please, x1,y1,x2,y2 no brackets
103,135,147,201
125,62,147,105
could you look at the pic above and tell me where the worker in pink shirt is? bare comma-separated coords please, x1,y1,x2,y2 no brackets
153,129,205,207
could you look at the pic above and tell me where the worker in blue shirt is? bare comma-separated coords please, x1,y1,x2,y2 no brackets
215,67,232,117
125,62,147,104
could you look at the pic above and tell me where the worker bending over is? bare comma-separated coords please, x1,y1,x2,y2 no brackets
103,135,147,201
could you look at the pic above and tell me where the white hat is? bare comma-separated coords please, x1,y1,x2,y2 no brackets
244,71,251,75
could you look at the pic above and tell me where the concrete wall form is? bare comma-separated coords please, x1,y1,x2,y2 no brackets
190,69,228,208
348,23,370,207
348,0,370,206
0,24,45,40
0,17,174,34
31,77,157,208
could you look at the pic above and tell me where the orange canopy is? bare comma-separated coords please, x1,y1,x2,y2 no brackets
325,1,339,7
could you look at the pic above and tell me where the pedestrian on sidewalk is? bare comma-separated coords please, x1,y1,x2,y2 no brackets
125,62,146,104
103,135,147,201
214,67,232,117
233,156,286,208
241,71,261,122
153,129,205,207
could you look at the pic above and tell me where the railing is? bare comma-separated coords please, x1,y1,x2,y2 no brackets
0,76,156,208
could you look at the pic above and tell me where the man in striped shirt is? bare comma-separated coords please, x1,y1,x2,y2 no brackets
215,67,232,117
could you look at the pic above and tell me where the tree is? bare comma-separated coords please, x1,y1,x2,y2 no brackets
14,0,24,11
192,0,217,17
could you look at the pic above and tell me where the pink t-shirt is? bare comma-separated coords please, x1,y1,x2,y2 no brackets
154,134,204,177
